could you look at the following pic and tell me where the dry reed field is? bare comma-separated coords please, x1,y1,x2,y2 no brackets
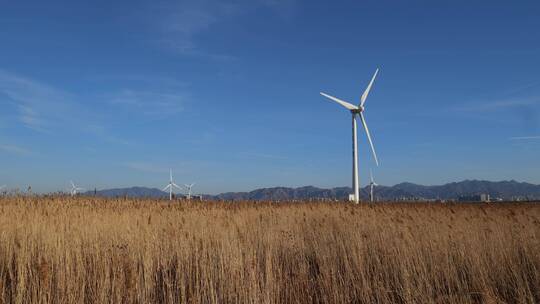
0,196,539,304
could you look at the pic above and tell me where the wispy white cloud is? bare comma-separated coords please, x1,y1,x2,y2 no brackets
0,144,32,156
0,70,70,131
17,104,47,131
85,124,131,145
509,136,540,140
150,0,296,56
108,89,185,116
0,70,128,143
239,152,288,160
454,98,539,112
122,161,170,174
258,0,296,17
160,4,219,52
451,96,540,131
90,74,189,89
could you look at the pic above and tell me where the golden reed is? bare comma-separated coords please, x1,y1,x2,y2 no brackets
0,196,538,303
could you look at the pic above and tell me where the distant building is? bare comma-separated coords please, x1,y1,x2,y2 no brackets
458,194,490,202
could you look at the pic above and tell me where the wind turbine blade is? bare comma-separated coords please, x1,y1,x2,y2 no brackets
162,185,171,191
172,183,182,190
320,92,358,111
70,181,75,188
360,68,379,107
170,169,173,181
360,113,379,166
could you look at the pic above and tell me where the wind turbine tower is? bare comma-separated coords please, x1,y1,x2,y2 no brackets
69,181,84,196
184,183,195,200
320,69,380,204
369,169,378,202
163,169,182,201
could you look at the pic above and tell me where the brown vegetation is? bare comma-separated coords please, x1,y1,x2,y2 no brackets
0,196,539,303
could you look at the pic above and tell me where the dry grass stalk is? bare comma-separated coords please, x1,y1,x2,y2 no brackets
0,196,539,303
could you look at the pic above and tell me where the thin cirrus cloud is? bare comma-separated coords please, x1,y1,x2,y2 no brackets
0,144,32,156
0,70,128,143
108,89,185,116
150,0,295,55
452,97,540,129
160,5,218,52
454,98,540,113
122,161,171,174
0,70,70,132
239,152,288,160
509,136,540,140
17,104,46,132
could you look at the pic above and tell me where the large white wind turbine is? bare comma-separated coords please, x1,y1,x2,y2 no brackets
69,181,84,196
184,183,195,200
369,169,378,202
163,169,182,201
320,69,380,204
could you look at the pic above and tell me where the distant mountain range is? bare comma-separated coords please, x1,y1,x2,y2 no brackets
84,186,168,198
84,180,540,201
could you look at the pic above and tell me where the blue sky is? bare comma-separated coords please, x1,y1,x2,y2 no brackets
1,0,539,194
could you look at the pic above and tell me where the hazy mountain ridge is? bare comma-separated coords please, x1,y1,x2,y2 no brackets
84,186,168,198
390,180,540,200
85,180,540,200
214,180,540,201
214,186,353,201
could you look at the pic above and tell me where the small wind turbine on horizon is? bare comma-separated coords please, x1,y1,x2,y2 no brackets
369,169,378,202
163,169,182,201
320,69,380,204
69,181,84,196
184,183,195,200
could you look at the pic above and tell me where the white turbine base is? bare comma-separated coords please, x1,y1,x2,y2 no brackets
352,114,359,204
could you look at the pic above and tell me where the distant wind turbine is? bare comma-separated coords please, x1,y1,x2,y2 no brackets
163,169,182,201
184,183,195,200
69,181,84,196
320,69,380,204
369,169,378,203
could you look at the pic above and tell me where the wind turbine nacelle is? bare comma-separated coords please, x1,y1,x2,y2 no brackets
351,106,365,115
